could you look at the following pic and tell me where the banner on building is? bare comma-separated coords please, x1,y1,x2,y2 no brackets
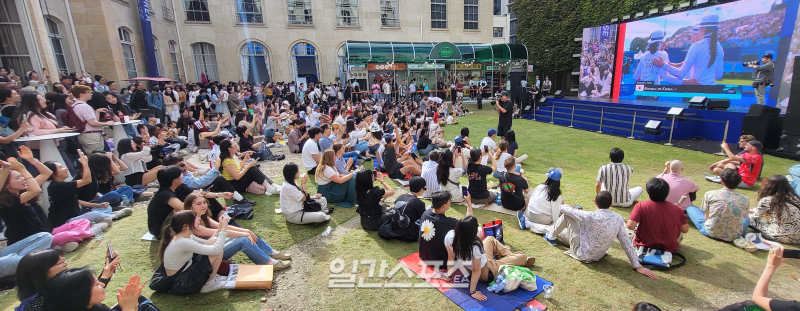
138,0,158,77
367,63,407,70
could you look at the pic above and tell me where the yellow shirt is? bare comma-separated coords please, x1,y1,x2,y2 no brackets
221,158,240,181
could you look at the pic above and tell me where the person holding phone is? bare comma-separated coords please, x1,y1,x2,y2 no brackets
279,164,330,226
717,247,799,311
44,149,113,228
354,170,396,231
219,138,280,195
466,148,497,205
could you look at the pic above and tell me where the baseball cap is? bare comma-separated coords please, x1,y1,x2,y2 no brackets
546,167,564,181
748,141,763,150
500,91,509,97
313,104,320,110
648,30,665,43
488,129,498,136
408,176,427,193
454,136,464,144
369,123,381,132
699,14,719,28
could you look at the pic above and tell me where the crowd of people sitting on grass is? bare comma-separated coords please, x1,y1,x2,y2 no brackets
0,72,797,311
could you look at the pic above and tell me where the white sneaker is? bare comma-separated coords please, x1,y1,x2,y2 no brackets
55,242,80,254
272,184,282,192
199,275,226,293
264,183,278,196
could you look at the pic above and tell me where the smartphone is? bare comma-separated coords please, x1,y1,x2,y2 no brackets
574,205,584,210
461,186,468,196
22,114,27,122
483,145,489,153
785,248,800,259
372,170,377,179
106,243,115,259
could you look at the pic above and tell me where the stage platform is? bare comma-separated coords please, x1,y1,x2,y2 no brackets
521,96,753,143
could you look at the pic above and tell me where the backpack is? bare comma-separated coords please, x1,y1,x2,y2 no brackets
62,103,88,133
498,172,525,201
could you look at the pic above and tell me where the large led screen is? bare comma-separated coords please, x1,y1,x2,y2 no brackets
579,25,618,98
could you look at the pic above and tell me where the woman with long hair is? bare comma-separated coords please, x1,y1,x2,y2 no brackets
332,143,356,174
12,92,76,174
279,163,330,225
504,130,527,163
218,138,280,195
146,167,185,239
750,175,800,244
524,168,565,235
315,149,357,207
491,140,521,178
85,153,135,215
236,125,271,161
444,215,535,301
163,85,178,121
117,138,161,187
44,152,114,228
354,169,395,231
466,148,497,205
416,127,435,156
183,193,291,270
437,149,468,204
151,210,228,295
43,267,151,311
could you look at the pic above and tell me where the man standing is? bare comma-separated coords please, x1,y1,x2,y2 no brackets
535,76,541,88
750,54,774,105
541,76,552,98
495,91,514,137
400,81,408,101
70,85,115,154
409,80,417,102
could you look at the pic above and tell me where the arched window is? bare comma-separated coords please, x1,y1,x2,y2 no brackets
46,18,69,72
118,28,137,78
291,42,318,83
168,41,181,81
240,42,270,83
191,42,218,82
0,0,33,78
153,36,163,77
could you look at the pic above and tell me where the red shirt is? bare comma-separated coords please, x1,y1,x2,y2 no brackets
433,112,439,123
738,152,762,187
629,200,687,253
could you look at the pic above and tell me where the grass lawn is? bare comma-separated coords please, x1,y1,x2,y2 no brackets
1,104,798,311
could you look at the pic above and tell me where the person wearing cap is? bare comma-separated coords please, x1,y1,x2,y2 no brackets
479,129,498,165
545,191,659,280
749,53,775,105
309,104,322,126
709,135,758,175
522,168,564,234
494,91,514,138
378,176,428,242
688,169,750,242
653,14,723,86
634,30,671,85
707,140,763,188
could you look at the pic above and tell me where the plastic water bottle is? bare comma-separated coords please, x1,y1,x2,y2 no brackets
91,225,104,241
121,195,131,208
542,284,554,299
321,226,332,237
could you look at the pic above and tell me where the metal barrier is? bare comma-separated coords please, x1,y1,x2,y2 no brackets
527,100,731,146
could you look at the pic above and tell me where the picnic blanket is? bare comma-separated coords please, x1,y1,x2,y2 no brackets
398,252,552,311
473,203,519,216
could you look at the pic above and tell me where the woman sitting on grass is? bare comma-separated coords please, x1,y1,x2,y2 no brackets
44,152,114,228
416,127,435,156
236,125,271,161
466,148,497,205
280,163,330,226
444,214,536,302
523,168,565,235
437,149,468,204
354,170,395,231
750,175,800,244
183,193,291,270
151,210,229,295
218,138,280,195
490,140,520,178
315,150,357,208
84,152,139,216
44,268,150,311
504,130,527,164
117,138,162,187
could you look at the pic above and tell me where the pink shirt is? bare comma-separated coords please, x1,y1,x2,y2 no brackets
72,101,103,132
657,173,699,209
26,113,62,148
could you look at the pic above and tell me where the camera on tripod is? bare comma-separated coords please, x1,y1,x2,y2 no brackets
743,60,761,67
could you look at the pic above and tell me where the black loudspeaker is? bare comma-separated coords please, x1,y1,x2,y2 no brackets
707,99,730,110
784,55,800,136
538,97,548,107
553,90,565,98
776,133,800,159
688,96,708,108
747,104,781,118
509,72,526,103
741,116,783,150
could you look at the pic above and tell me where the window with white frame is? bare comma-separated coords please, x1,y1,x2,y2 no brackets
240,42,271,83
431,0,446,29
493,27,503,38
168,41,181,81
464,0,478,29
191,42,218,82
287,0,313,25
153,36,163,77
235,0,263,23
335,0,359,26
46,18,69,72
161,0,173,21
0,0,33,75
118,28,138,78
380,0,398,27
184,0,210,21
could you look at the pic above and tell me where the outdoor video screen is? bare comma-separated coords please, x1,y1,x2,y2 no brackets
613,0,798,108
579,25,618,98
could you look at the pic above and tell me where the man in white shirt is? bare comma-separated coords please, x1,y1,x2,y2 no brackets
302,127,323,174
309,104,322,126
383,80,391,102
479,129,498,165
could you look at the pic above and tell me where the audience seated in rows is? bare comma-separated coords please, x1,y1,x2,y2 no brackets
279,163,331,225
355,170,396,231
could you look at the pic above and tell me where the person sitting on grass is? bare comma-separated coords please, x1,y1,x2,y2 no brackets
219,138,280,195
117,138,162,187
706,140,763,189
437,149,468,204
688,168,750,242
596,148,642,208
490,141,521,179
287,119,309,154
543,191,659,279
302,126,322,175
332,143,356,174
750,175,800,244
315,150,357,208
466,148,497,206
522,168,564,234
151,210,229,295
420,150,440,198
416,127,436,156
43,268,150,311
496,156,530,214
479,129,498,165
443,211,537,302
504,130,527,164
656,160,698,210
147,167,185,239
280,163,330,226
183,193,291,270
355,170,395,231
162,153,254,207
708,135,756,175
44,154,115,228
382,134,422,179
378,177,428,242
84,152,137,214
236,125,271,161
419,191,473,270
627,178,689,252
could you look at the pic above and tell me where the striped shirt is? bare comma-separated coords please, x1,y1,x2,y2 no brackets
421,161,440,198
72,101,104,132
221,158,240,181
596,163,634,204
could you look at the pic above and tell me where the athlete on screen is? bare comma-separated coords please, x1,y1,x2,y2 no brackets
633,30,670,85
654,14,724,85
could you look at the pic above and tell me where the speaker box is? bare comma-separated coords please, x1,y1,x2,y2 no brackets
776,133,800,159
688,96,708,108
741,116,783,150
509,72,526,103
538,97,548,107
553,90,565,98
707,99,730,110
747,104,780,118
785,55,800,136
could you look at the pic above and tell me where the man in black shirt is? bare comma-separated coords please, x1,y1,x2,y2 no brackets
495,91,514,138
498,156,530,211
379,177,427,242
418,190,473,269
